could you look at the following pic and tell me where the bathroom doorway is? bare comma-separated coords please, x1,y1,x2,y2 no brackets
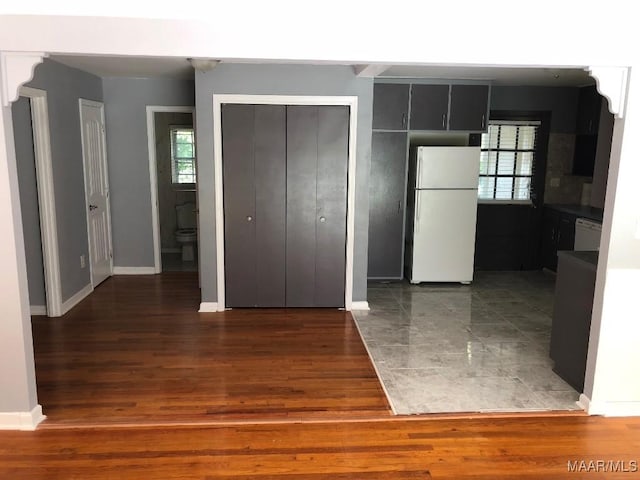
147,106,197,273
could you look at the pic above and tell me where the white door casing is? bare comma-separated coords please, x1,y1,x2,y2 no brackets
79,99,113,287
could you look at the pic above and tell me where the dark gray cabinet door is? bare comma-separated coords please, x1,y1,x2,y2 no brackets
373,84,409,130
367,132,408,278
449,85,489,131
315,106,349,306
409,84,449,130
222,104,286,307
286,106,348,307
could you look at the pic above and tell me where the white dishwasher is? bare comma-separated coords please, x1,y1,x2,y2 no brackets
574,218,602,251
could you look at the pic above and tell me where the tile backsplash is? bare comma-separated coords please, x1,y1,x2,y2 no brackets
544,133,592,205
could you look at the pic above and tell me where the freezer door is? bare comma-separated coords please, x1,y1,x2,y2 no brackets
416,146,481,189
411,189,478,283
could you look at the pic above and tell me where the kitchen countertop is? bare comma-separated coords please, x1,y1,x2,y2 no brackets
557,250,599,270
547,204,604,223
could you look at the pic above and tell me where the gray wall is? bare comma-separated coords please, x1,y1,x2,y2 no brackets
26,59,103,301
12,96,46,307
195,64,373,303
490,86,580,133
102,78,195,267
154,112,195,250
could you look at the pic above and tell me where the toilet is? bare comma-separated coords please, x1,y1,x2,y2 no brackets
175,203,197,262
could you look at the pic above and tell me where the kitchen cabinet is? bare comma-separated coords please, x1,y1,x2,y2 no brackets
550,251,598,391
409,84,450,130
449,85,489,131
372,83,409,130
368,131,409,278
575,86,601,135
541,207,577,271
409,83,489,132
573,86,603,176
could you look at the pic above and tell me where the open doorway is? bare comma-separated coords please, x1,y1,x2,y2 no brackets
147,107,197,273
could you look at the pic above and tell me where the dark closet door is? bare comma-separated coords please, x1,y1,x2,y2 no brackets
286,106,349,307
222,104,286,307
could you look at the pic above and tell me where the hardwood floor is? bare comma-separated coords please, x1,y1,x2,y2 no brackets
32,273,390,426
2,416,640,479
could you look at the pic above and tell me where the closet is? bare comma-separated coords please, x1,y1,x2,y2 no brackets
222,104,349,308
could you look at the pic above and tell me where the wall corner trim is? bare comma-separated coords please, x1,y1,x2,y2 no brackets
578,393,592,413
198,302,220,313
0,405,46,431
112,267,157,275
350,301,370,311
30,305,47,316
0,52,48,107
587,66,629,118
61,283,93,315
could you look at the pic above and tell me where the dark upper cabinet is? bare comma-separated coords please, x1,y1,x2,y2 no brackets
372,84,409,130
449,85,489,131
573,86,603,176
409,84,450,130
576,86,602,135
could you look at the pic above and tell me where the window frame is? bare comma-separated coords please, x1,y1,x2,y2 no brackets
170,125,196,188
478,120,541,204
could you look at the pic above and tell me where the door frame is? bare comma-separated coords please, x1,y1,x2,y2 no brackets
146,105,196,273
212,94,358,311
78,98,114,287
18,86,63,317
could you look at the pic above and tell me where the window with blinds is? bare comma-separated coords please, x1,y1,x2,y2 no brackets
478,121,540,201
170,127,196,184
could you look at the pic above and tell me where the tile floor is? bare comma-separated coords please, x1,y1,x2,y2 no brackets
352,271,582,415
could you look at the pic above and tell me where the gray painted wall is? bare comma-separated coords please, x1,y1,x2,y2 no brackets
195,64,373,303
490,86,580,133
12,96,46,307
102,78,194,267
154,112,195,250
26,59,103,301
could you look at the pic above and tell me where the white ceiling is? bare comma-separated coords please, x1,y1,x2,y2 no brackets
50,55,594,86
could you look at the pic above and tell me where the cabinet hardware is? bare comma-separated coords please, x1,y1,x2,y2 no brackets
89,204,98,211
481,114,485,129
442,113,446,129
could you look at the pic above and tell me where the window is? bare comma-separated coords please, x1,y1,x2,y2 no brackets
478,121,539,201
171,127,196,184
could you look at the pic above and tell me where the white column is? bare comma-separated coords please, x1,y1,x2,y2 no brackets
583,68,640,416
0,97,44,430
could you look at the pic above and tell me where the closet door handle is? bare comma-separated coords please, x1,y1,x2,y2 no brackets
246,216,253,222
319,216,326,223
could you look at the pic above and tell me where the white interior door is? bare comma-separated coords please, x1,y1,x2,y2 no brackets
80,99,113,287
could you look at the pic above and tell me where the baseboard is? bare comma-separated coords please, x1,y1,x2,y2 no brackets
30,305,47,316
578,393,591,412
161,248,181,254
585,396,640,417
61,283,93,315
0,405,46,430
113,266,157,275
350,301,370,311
199,302,221,313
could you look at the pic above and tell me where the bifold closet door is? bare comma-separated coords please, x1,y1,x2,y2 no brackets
222,104,286,307
286,106,349,307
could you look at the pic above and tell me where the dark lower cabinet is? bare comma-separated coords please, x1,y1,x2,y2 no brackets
222,104,349,308
541,207,576,271
550,251,598,392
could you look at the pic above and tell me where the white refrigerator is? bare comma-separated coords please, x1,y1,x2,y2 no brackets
406,146,480,284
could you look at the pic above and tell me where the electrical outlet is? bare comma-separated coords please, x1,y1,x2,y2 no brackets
80,255,86,268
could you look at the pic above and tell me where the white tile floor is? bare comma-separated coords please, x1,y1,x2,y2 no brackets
353,271,582,415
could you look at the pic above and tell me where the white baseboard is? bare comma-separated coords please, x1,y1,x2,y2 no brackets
199,302,221,312
61,283,93,315
585,396,640,417
578,393,591,412
113,266,157,275
161,248,181,253
350,301,370,311
0,405,46,430
30,305,47,316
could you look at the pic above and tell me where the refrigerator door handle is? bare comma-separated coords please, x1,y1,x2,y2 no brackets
416,154,422,189
414,192,421,233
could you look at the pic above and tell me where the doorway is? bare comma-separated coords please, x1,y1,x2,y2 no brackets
147,106,197,273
